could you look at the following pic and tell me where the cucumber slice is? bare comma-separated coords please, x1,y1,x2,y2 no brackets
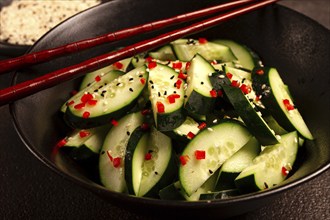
171,38,237,62
215,137,260,190
252,67,313,140
99,112,144,193
64,66,148,128
147,62,186,131
235,131,299,192
80,69,125,91
149,45,176,61
213,39,262,70
184,54,216,115
179,119,252,196
164,116,200,143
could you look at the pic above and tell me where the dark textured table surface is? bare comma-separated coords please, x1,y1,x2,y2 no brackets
0,1,329,219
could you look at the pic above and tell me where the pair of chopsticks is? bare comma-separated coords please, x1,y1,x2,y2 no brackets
0,0,279,106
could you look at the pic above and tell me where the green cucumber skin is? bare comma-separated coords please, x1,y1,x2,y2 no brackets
156,108,187,132
215,172,240,191
252,67,313,140
159,182,185,200
184,90,215,115
233,174,260,193
222,84,279,145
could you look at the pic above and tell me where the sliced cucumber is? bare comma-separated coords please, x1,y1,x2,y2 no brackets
179,119,252,196
164,116,200,143
252,67,313,140
215,137,260,190
147,62,186,131
80,69,125,91
184,54,216,115
149,45,176,61
213,39,262,70
64,66,148,128
99,112,144,193
171,38,237,62
235,131,299,192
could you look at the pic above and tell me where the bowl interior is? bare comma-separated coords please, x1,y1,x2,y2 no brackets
10,0,330,218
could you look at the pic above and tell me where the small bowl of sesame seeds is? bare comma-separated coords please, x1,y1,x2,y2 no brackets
0,0,102,57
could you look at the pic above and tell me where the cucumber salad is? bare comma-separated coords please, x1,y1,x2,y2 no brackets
56,38,313,201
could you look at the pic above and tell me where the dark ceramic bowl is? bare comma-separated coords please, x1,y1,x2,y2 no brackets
10,0,330,219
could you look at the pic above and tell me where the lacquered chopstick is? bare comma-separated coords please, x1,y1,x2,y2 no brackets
0,0,279,106
0,0,256,74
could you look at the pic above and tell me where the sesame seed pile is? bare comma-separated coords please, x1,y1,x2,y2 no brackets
0,0,101,45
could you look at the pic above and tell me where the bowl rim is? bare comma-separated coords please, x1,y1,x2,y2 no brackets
8,0,330,208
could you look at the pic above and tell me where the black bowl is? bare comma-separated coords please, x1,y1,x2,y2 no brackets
10,0,330,219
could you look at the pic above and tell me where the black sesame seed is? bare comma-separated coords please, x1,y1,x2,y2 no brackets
116,83,121,86
242,78,246,83
155,171,158,175
173,91,177,94
151,85,154,89
170,75,175,80
129,88,134,92
126,131,130,136
264,182,269,189
101,151,105,154
94,89,98,93
201,81,204,85
164,91,167,96
184,95,187,98
149,80,154,84
209,169,213,174
139,75,143,78
158,92,161,97
86,83,91,87
129,78,134,81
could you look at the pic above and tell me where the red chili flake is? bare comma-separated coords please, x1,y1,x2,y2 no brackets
179,155,190,166
240,84,251,94
71,90,78,96
145,56,153,63
210,60,218,65
95,75,101,82
175,79,182,89
187,132,195,140
281,166,289,176
156,101,165,113
217,90,223,97
148,61,157,69
283,99,295,111
141,109,152,115
172,61,183,69
226,72,233,79
178,71,187,80
231,80,240,88
82,111,90,119
198,38,208,44
185,62,191,71
111,119,119,126
81,93,93,103
167,94,180,104
198,122,207,130
210,89,218,98
79,130,90,138
87,99,98,106
106,151,113,162
145,153,152,160
141,122,150,131
56,138,67,148
74,103,85,110
140,78,146,85
113,61,123,69
66,100,75,106
256,69,264,75
113,157,121,168
194,150,206,160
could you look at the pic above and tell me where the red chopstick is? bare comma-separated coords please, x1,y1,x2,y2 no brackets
0,0,279,106
0,0,256,74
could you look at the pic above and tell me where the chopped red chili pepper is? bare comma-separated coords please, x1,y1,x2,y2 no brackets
79,130,90,138
178,71,187,80
56,138,67,148
106,151,113,162
187,132,195,140
198,38,208,44
141,122,150,131
231,80,240,88
167,94,180,104
210,89,218,98
226,72,233,79
87,99,98,106
140,78,146,85
240,84,251,94
145,153,152,160
74,103,85,110
82,111,90,119
179,155,190,166
113,61,124,70
145,56,153,63
185,62,191,71
198,122,207,130
256,69,264,75
281,166,289,176
283,99,294,111
156,101,165,113
112,157,121,168
148,61,157,69
175,79,182,89
111,119,118,126
95,75,101,82
172,62,183,69
210,60,218,65
194,150,206,160
66,100,75,106
81,93,93,103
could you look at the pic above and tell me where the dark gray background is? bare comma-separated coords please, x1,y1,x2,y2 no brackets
0,1,329,219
